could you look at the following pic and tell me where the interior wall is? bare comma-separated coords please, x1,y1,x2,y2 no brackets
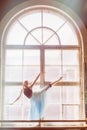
0,0,84,21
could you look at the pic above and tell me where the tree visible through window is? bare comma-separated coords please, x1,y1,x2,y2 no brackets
1,6,85,127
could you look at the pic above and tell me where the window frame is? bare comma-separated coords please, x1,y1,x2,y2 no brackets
0,1,85,127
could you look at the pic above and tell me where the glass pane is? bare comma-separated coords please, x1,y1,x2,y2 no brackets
63,50,79,65
29,28,42,44
3,105,23,120
4,86,22,105
63,66,79,81
5,66,22,82
46,86,62,104
44,34,60,45
62,86,80,104
45,66,61,81
6,22,27,45
43,11,65,31
45,50,62,65
24,50,40,65
44,86,62,125
43,28,60,45
19,11,41,32
44,104,62,120
43,28,53,44
3,86,30,120
25,34,41,45
63,105,80,120
23,66,40,81
25,29,41,45
6,50,22,65
58,22,78,45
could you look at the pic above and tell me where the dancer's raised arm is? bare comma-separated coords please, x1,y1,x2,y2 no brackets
10,89,23,105
49,76,63,86
30,73,40,88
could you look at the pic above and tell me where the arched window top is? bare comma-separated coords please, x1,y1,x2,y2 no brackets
5,6,79,46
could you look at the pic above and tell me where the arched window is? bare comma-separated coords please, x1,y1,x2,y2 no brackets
0,4,85,127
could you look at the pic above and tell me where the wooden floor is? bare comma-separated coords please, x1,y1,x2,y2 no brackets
0,126,87,130
0,120,87,130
